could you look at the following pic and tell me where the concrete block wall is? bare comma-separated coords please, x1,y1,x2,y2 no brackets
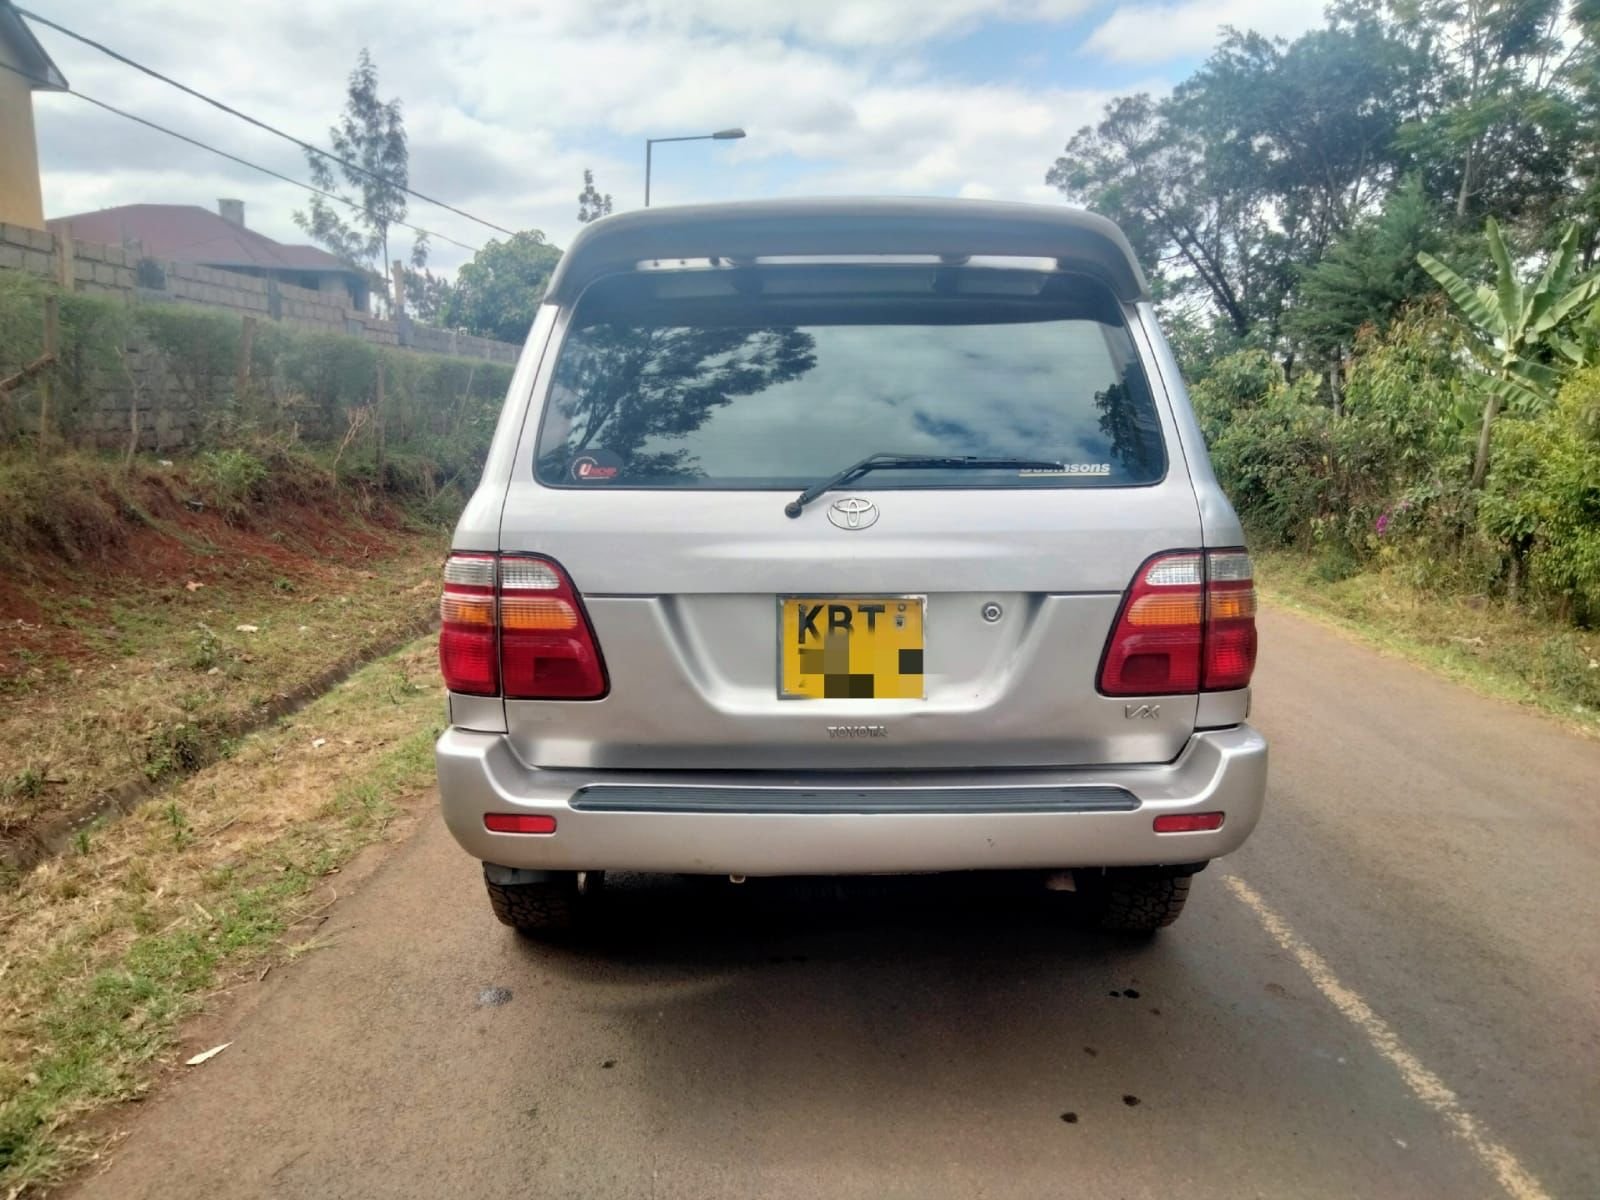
406,322,519,364
0,225,521,364
163,261,271,316
5,337,213,453
2,225,522,452
70,238,138,294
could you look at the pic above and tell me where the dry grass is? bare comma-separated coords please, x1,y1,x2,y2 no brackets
0,536,444,847
1256,549,1600,735
0,638,444,1194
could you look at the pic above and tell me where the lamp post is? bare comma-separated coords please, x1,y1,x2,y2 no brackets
644,128,746,207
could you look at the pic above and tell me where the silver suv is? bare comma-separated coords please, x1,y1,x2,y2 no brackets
435,198,1267,936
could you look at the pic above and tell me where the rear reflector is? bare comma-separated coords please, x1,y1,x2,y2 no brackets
439,553,609,700
484,813,558,834
1153,812,1225,833
1098,549,1258,695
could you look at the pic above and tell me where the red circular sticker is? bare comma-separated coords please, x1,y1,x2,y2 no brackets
570,450,622,482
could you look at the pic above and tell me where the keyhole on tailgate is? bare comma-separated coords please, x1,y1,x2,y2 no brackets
981,602,1003,623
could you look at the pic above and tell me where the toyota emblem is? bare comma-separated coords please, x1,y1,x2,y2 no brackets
826,497,879,530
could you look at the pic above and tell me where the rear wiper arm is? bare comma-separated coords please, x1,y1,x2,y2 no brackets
783,452,1065,518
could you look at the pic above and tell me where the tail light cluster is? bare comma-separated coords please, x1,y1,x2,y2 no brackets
439,553,608,699
1098,549,1258,696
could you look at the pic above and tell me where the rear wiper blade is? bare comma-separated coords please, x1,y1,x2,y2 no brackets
783,452,1065,518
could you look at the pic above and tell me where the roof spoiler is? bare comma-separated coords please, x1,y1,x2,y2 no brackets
542,197,1151,306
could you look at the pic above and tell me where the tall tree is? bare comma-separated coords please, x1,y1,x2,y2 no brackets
578,169,614,224
1353,0,1579,227
396,266,458,326
443,232,563,343
1187,24,1416,262
1048,94,1264,336
294,50,427,312
1050,20,1415,340
1285,178,1450,361
1561,0,1600,264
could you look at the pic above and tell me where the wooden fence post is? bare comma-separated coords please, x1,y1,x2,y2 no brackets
54,226,74,291
390,260,413,350
235,315,256,400
374,354,386,479
38,294,59,457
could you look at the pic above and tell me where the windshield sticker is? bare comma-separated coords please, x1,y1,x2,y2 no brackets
570,450,622,482
1019,463,1111,477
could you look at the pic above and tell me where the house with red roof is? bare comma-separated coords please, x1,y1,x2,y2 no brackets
48,200,372,313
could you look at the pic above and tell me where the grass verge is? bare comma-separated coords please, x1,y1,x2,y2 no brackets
0,638,444,1195
1255,549,1600,734
0,449,447,854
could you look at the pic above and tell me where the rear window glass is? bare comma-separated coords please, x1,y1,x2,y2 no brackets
535,266,1165,489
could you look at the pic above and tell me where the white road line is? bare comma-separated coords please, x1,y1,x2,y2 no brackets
1223,874,1553,1200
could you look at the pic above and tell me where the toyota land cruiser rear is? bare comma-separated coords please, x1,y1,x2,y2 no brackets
434,197,1268,936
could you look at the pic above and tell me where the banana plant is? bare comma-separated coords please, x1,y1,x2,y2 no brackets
1418,220,1600,488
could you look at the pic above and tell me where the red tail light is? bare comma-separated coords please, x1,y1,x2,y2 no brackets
498,555,608,699
1200,550,1258,691
440,554,497,695
439,553,608,700
1098,549,1257,695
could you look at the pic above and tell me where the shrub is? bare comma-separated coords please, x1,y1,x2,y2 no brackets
1197,314,1487,563
274,332,379,430
1481,376,1600,623
0,276,131,444
1192,351,1337,545
134,306,240,414
3,280,513,529
194,448,269,516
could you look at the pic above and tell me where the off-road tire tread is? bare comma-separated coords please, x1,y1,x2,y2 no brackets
1092,870,1192,932
485,875,578,934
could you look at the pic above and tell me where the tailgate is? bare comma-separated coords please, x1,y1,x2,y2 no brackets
498,483,1200,770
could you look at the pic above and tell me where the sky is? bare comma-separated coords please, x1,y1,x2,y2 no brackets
25,0,1329,278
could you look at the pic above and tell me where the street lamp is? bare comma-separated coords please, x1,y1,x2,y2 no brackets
644,128,746,207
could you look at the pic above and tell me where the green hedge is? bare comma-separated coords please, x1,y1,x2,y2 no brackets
1196,311,1600,626
0,272,513,494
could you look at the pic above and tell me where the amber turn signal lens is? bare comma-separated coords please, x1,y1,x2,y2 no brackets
500,597,579,631
1126,593,1204,627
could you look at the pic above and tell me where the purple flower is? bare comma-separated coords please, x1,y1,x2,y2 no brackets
1375,512,1390,536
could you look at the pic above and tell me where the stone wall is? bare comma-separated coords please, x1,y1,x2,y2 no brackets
0,222,520,365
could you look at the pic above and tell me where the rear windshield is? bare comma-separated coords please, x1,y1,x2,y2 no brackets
534,265,1165,490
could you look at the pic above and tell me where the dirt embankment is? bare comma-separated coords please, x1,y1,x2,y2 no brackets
0,453,446,870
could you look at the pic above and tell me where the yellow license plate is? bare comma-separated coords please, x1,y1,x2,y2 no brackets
779,597,925,700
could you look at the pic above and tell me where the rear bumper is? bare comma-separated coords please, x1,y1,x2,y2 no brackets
436,725,1267,876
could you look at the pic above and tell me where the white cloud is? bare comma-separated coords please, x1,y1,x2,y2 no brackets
460,0,1099,46
1084,0,1328,64
769,82,1119,200
25,1,1193,277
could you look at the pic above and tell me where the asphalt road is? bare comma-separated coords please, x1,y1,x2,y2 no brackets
67,607,1600,1199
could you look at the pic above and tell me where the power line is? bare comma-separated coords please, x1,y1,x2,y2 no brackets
18,6,517,238
0,58,480,254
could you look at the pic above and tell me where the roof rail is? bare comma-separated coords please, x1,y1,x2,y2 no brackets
543,197,1149,305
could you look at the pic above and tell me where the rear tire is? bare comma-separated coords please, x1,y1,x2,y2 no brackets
484,868,587,936
1079,867,1194,933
